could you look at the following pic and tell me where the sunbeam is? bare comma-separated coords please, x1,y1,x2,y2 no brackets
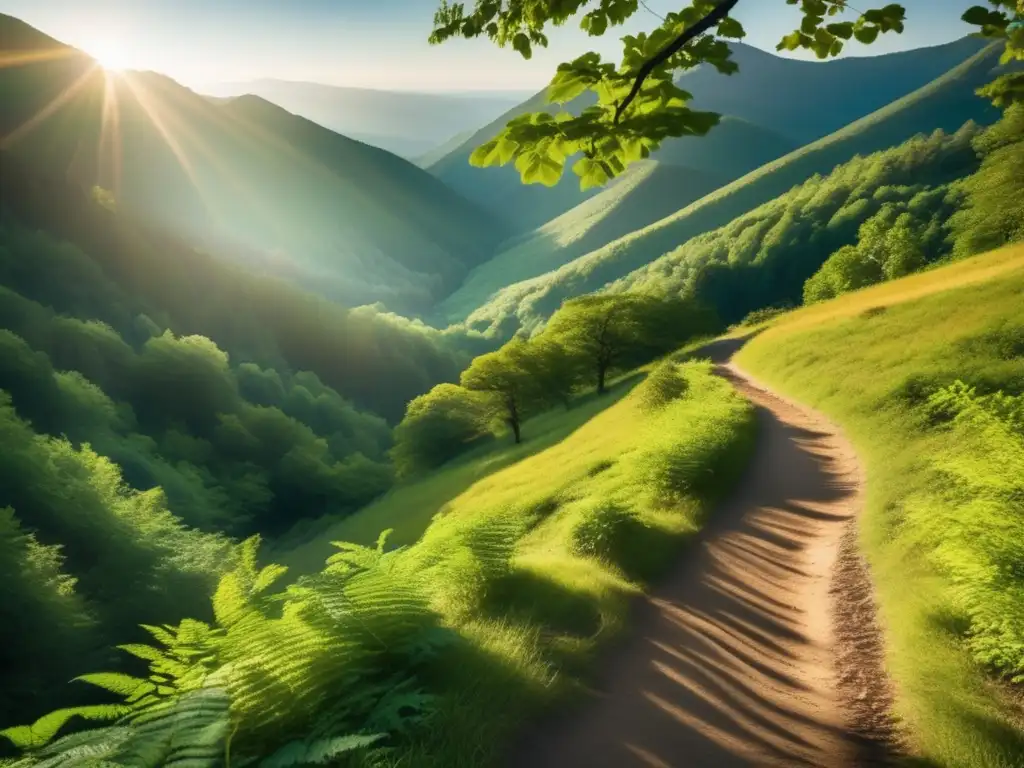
119,71,212,213
0,47,75,69
97,69,122,199
1,63,99,149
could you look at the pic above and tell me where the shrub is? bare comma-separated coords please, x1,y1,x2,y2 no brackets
571,502,639,561
636,361,690,413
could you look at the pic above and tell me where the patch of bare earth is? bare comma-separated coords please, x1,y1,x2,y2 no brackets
507,338,902,767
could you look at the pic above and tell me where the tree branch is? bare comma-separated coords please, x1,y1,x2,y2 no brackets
613,0,742,124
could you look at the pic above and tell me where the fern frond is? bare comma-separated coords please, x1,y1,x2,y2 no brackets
259,733,384,767
73,673,155,699
0,707,130,750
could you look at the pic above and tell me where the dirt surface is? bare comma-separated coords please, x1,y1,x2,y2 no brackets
509,338,898,768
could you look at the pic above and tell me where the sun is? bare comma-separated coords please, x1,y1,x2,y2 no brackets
84,36,132,72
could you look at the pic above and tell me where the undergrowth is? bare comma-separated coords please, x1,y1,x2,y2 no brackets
0,361,755,768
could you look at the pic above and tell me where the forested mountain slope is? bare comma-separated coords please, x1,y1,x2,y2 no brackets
427,37,986,233
437,119,794,323
453,42,1007,338
0,14,508,313
202,79,527,159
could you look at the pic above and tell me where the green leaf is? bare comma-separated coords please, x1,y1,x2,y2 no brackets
74,673,154,698
853,25,880,44
260,734,386,767
253,563,288,594
0,706,130,749
717,17,745,39
512,33,532,59
826,21,854,40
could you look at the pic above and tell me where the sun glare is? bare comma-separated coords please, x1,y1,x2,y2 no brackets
85,38,131,72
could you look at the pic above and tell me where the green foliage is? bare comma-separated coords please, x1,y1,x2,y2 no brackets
2,361,755,767
431,0,915,188
949,104,1024,258
636,361,690,413
428,0,1023,190
570,501,638,560
803,105,1024,303
390,384,493,478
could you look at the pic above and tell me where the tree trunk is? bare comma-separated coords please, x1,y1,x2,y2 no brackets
597,363,607,395
508,396,522,443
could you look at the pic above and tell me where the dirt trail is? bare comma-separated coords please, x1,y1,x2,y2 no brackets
510,338,895,768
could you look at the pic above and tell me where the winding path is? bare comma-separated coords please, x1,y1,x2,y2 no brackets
510,338,894,768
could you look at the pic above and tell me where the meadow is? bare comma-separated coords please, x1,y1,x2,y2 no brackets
738,243,1024,767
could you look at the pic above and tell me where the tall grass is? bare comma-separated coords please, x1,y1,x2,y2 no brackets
2,361,756,768
737,243,1024,768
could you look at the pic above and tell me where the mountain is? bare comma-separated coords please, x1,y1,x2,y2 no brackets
201,79,529,159
0,14,510,313
436,118,795,323
426,37,988,234
450,42,1008,339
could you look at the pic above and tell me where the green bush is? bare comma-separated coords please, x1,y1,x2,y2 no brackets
636,361,690,413
570,502,639,561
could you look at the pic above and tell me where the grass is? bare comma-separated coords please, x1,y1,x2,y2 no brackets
369,359,757,766
736,243,1024,767
272,373,646,574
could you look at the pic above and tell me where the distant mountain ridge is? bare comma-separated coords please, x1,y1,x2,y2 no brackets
0,13,511,313
426,36,988,234
201,79,529,158
448,40,1007,339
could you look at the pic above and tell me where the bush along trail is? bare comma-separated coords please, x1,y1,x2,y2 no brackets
510,336,897,768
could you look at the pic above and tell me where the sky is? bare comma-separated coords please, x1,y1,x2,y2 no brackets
1,0,975,93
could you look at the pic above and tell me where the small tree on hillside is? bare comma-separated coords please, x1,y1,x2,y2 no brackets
522,336,586,409
391,383,492,477
461,340,545,443
544,295,648,394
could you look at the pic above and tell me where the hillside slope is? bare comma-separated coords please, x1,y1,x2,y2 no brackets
429,37,986,232
201,79,527,158
437,118,793,322
453,42,1006,337
0,14,509,312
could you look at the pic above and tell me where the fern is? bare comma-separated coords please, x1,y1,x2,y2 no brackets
259,734,384,768
0,707,129,750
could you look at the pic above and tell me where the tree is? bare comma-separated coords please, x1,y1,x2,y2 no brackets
882,213,926,279
429,1,1024,189
523,336,587,409
545,295,647,394
391,384,493,477
460,340,546,443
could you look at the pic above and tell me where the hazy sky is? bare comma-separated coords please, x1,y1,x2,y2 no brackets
2,0,973,92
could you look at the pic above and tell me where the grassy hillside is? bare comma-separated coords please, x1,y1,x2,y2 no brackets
427,38,985,233
454,42,1006,338
2,358,755,767
436,118,792,323
201,79,526,158
736,243,1024,767
0,14,509,313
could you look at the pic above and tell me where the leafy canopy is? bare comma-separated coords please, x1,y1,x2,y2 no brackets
429,0,1024,188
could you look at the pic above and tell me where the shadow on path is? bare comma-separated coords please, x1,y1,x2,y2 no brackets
509,338,870,768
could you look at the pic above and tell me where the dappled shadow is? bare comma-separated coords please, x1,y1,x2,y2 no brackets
508,359,869,767
485,567,603,639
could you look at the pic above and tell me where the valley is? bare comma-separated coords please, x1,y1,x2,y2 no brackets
1,2,1024,767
